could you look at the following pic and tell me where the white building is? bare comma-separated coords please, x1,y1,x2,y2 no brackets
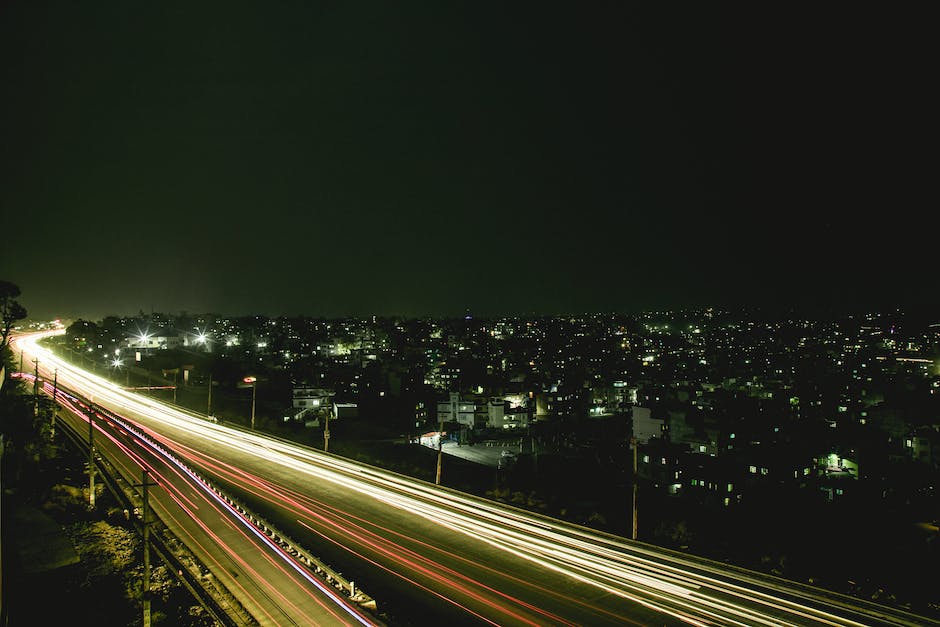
632,406,664,443
126,329,182,351
485,399,505,428
291,387,333,421
437,392,477,427
489,405,529,430
333,402,358,420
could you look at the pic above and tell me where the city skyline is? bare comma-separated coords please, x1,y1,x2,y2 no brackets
1,4,933,320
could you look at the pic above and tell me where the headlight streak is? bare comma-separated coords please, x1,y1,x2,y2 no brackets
18,331,935,627
51,393,294,625
45,365,378,627
146,430,717,623
186,436,787,625
160,439,746,625
113,436,773,623
104,410,378,627
156,438,660,627
154,434,720,620
29,339,710,624
162,438,620,627
264,452,870,627
166,438,584,627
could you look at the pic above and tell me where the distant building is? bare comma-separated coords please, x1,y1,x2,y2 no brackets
126,329,182,352
739,445,816,488
333,402,358,420
632,406,665,443
437,392,478,428
815,451,859,501
682,452,743,507
535,385,586,419
664,410,696,444
905,427,938,466
638,439,686,493
290,386,334,422
487,400,529,429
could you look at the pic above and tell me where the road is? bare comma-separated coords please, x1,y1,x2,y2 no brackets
15,330,940,626
36,368,379,626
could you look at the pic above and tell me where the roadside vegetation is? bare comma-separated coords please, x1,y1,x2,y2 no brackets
0,280,213,626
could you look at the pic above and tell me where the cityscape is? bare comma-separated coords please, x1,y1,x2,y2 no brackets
1,292,938,624
1,3,936,626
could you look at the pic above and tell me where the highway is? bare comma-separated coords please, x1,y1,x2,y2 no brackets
15,330,940,626
29,362,379,626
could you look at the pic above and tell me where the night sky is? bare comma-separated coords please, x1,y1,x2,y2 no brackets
1,4,933,320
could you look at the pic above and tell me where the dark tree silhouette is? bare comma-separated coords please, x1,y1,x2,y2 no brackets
1,279,28,347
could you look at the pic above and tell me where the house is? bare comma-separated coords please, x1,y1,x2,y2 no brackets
632,406,665,443
490,405,529,430
905,427,939,467
290,386,334,423
681,452,743,506
437,392,478,428
333,402,358,420
126,328,182,352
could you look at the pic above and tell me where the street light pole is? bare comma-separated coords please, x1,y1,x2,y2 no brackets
435,415,444,485
631,436,638,541
32,358,40,416
51,369,58,439
323,410,331,452
88,406,96,509
134,469,157,627
243,376,257,430
142,469,151,627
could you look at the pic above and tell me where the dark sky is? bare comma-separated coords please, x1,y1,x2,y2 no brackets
1,3,933,320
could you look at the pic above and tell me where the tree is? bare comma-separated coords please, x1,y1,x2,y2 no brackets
1,279,28,347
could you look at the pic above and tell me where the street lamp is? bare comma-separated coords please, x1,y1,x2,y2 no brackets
243,376,257,430
323,408,331,453
435,415,445,485
112,358,129,386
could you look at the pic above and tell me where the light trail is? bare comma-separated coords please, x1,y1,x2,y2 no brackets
16,330,939,627
28,359,379,627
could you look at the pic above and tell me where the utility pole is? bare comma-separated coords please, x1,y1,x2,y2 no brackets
134,469,158,627
631,436,638,541
172,370,177,404
532,425,538,476
32,358,40,416
243,376,257,430
206,373,212,418
87,406,96,509
51,369,58,439
250,379,256,430
435,415,445,485
323,410,331,453
19,348,23,372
